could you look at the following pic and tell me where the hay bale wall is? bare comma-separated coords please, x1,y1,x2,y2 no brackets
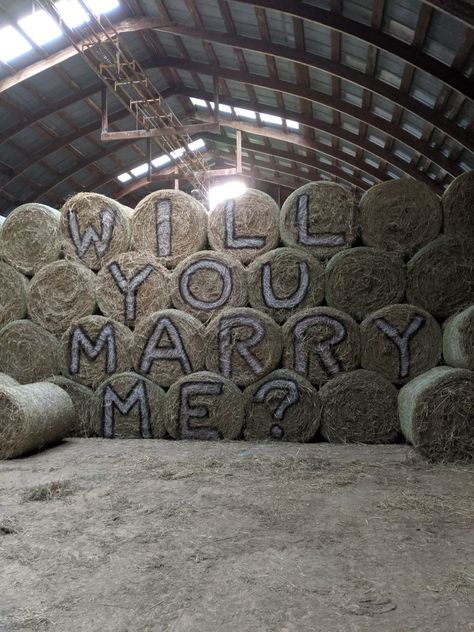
443,305,474,370
48,376,95,437
0,373,19,386
442,171,474,240
0,262,28,328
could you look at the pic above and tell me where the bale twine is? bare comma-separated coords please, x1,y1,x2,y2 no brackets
406,237,474,319
92,372,166,439
0,262,28,328
60,192,131,271
96,252,170,327
0,373,19,386
247,247,325,323
399,366,474,461
61,315,132,389
132,309,205,387
443,305,474,370
282,307,360,386
205,307,282,387
48,376,95,437
132,190,207,268
0,320,61,383
164,371,244,440
442,171,474,240
325,247,406,321
170,251,248,323
208,188,280,265
27,260,96,336
243,369,321,442
0,382,76,459
0,203,61,276
280,181,356,258
319,369,399,444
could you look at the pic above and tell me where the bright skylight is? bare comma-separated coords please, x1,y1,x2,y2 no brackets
209,180,247,211
234,107,257,120
286,119,300,130
170,147,186,159
56,0,90,28
188,138,206,152
18,10,63,46
0,26,32,63
190,98,207,107
117,172,132,183
260,113,282,125
209,102,232,114
130,163,149,177
151,154,171,168
191,98,300,130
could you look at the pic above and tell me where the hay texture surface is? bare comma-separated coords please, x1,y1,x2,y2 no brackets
61,193,131,271
325,247,406,321
0,320,61,383
92,372,166,439
244,369,321,442
443,305,474,370
165,371,244,440
0,373,19,386
0,203,61,275
97,252,170,327
62,315,132,389
406,236,474,319
132,190,207,268
359,178,442,256
282,307,360,386
170,251,247,323
0,383,75,459
0,262,28,328
280,182,356,258
320,369,399,444
48,376,95,437
27,260,96,336
399,366,474,461
205,307,282,387
132,309,205,387
208,189,280,265
247,247,325,323
442,171,474,240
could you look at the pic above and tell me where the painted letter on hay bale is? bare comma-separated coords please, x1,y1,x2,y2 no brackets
0,262,28,328
442,171,474,241
443,305,474,371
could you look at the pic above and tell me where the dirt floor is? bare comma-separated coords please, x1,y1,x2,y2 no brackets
0,440,473,632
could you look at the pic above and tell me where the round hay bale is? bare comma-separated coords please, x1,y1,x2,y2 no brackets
325,247,406,321
319,369,399,444
60,192,131,271
0,373,19,387
48,376,95,437
359,178,442,257
406,237,474,319
170,251,248,323
27,260,96,336
96,252,170,327
442,171,474,240
443,305,474,370
92,372,166,439
132,190,207,268
247,247,325,323
360,304,442,384
164,371,244,440
243,369,321,442
0,262,28,328
0,203,61,276
0,320,61,383
282,307,360,386
132,309,205,387
280,181,356,258
61,315,133,389
399,366,474,461
208,188,280,265
205,307,282,387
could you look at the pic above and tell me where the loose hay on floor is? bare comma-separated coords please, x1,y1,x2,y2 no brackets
442,171,474,240
443,305,474,370
0,262,28,328
48,376,95,437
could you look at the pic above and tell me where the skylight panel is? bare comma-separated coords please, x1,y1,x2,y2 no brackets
18,11,63,46
56,0,90,28
234,107,257,119
0,26,32,63
152,154,171,168
188,139,205,151
286,119,300,130
260,113,282,125
170,147,186,159
117,172,132,183
130,163,149,177
209,101,232,114
190,97,207,107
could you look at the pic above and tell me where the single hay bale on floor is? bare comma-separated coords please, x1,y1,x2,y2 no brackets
165,371,244,440
60,193,131,271
0,373,19,386
132,309,205,387
61,315,133,389
443,305,474,370
132,190,207,268
205,307,282,387
92,372,166,439
280,181,357,258
282,307,360,386
0,320,61,383
399,366,474,461
247,247,325,323
406,236,474,319
208,188,280,265
27,260,96,336
0,262,28,328
442,171,474,240
320,369,399,444
48,376,95,437
243,369,321,442
170,251,248,323
0,204,61,275
325,247,406,321
0,382,75,459
359,178,442,257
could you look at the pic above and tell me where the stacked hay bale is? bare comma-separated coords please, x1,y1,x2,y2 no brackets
0,262,28,328
443,305,474,370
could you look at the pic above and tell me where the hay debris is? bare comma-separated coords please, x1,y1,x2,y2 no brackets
442,171,474,240
48,375,95,437
0,373,19,386
0,262,28,328
443,305,474,370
